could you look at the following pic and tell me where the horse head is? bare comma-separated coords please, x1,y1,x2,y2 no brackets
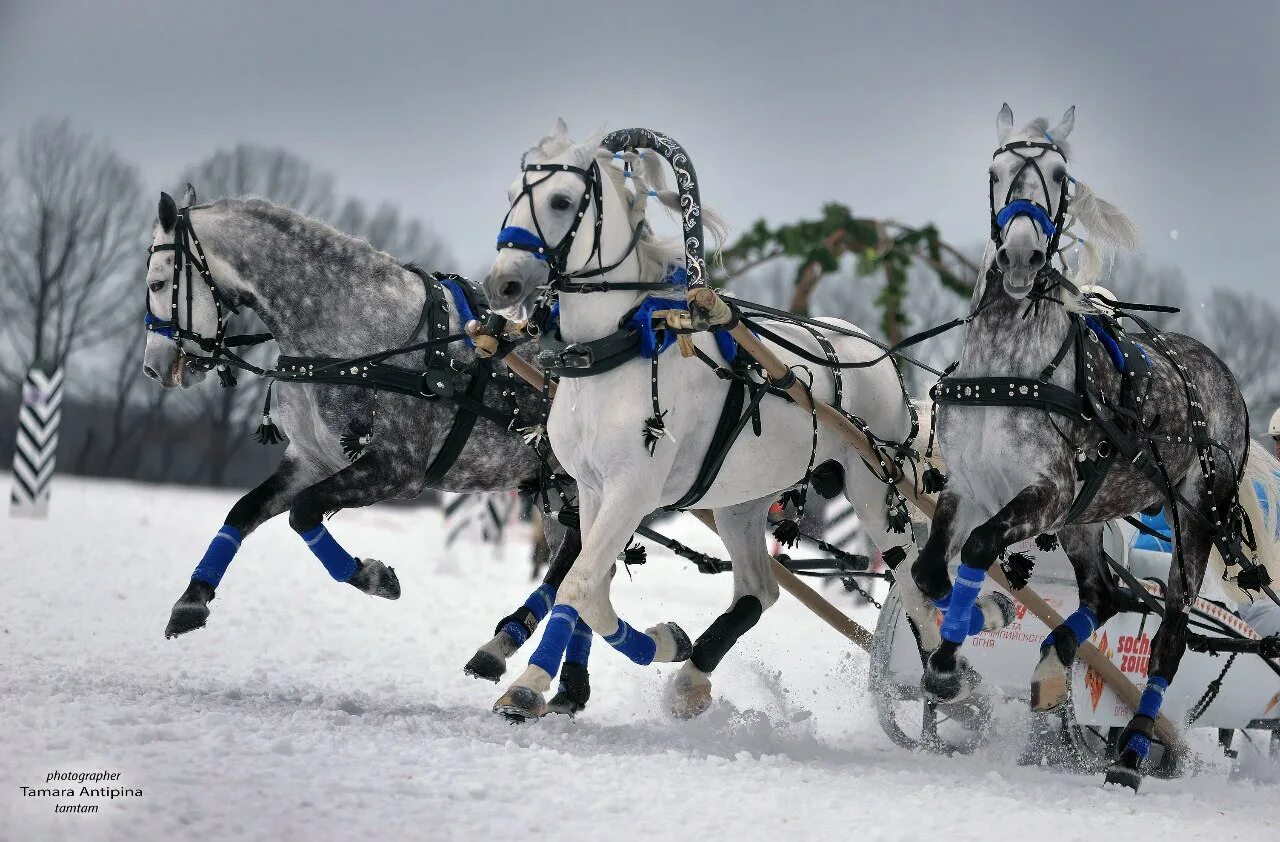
143,184,214,389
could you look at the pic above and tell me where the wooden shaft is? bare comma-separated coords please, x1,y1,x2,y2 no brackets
714,297,1184,748
689,509,876,652
504,352,556,400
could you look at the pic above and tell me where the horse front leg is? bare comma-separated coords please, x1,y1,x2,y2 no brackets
494,483,689,720
1029,523,1121,710
669,499,779,718
166,449,321,638
923,481,1063,703
287,450,417,600
463,514,583,686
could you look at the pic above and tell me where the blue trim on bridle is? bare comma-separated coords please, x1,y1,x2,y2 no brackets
995,199,1057,236
496,226,549,261
144,311,174,339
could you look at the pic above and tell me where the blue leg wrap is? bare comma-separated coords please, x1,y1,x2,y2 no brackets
938,564,987,644
503,583,557,646
529,605,578,678
1125,676,1169,759
932,589,953,611
565,618,593,666
603,618,656,665
1044,605,1098,649
1126,733,1152,760
300,524,358,582
191,525,242,588
1136,676,1168,720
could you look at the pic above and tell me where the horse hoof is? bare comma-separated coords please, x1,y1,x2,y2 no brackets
464,649,507,683
347,558,400,600
546,662,590,717
1030,674,1068,712
979,592,1017,632
670,680,713,720
922,655,979,703
1104,762,1143,791
493,686,547,722
646,621,693,662
164,580,215,639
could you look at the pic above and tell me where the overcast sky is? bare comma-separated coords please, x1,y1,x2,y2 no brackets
2,0,1276,294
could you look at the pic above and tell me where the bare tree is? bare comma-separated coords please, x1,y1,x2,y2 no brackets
179,144,336,218
331,198,452,266
0,119,145,386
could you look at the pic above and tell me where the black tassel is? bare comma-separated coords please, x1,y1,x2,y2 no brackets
217,365,237,388
253,417,283,445
341,422,373,461
619,542,647,567
252,381,285,445
1002,551,1036,590
921,466,947,494
886,490,910,534
1034,533,1060,553
772,518,800,547
642,411,668,456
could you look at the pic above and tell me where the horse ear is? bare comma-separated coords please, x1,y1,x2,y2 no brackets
552,117,569,139
158,192,177,232
1049,106,1075,142
182,182,198,207
997,103,1015,144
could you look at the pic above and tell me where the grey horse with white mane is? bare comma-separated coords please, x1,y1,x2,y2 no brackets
141,185,593,712
910,106,1252,790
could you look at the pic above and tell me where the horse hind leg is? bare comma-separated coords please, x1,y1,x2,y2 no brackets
1029,523,1120,711
166,451,318,638
287,451,414,600
1107,484,1216,790
669,499,778,719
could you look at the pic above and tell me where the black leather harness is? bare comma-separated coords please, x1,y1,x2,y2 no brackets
933,268,1272,601
274,267,526,485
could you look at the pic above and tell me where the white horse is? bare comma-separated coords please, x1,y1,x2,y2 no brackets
481,121,1010,718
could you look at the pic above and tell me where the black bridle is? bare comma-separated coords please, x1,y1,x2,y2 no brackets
988,139,1071,262
495,156,654,295
144,207,270,384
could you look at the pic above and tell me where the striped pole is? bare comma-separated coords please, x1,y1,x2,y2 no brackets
10,365,64,518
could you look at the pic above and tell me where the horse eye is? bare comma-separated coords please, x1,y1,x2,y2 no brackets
1053,169,1067,183
549,194,573,211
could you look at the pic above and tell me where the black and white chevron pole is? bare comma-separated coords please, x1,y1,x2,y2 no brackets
10,365,64,518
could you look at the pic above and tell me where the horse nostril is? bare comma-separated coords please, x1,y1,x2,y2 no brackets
996,250,1011,269
143,365,160,380
1028,250,1045,267
500,281,522,299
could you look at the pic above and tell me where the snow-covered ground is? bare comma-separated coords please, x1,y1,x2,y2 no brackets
2,475,1277,841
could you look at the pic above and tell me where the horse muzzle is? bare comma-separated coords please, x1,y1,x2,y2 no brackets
484,258,545,318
